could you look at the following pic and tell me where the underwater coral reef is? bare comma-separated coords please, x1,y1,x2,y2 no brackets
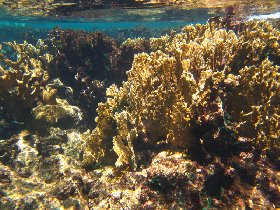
0,19,279,209
84,20,280,169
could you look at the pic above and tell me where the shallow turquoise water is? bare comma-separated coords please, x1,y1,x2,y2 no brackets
1,5,279,44
0,7,214,30
1,9,280,31
0,19,204,31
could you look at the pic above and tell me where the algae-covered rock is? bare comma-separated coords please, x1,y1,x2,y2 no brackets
32,98,83,128
0,128,89,209
79,151,279,209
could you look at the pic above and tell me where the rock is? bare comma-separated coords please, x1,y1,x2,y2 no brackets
32,99,83,128
53,181,77,200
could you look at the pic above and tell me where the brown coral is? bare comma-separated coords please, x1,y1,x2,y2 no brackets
84,20,280,170
226,59,280,149
0,40,53,121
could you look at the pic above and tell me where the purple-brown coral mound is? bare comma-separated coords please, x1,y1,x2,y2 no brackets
48,28,120,82
110,38,151,82
47,28,121,125
47,28,150,126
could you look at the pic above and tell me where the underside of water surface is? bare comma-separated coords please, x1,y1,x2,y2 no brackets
0,0,279,209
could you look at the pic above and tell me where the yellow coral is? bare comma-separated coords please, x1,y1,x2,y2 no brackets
32,98,82,124
227,59,280,149
85,21,280,170
0,40,53,120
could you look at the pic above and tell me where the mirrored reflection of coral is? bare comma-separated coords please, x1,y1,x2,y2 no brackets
1,0,279,19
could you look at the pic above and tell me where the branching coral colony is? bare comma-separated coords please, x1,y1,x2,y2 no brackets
0,40,53,121
83,21,280,170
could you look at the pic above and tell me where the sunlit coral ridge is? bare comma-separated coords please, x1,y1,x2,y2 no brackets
84,21,280,170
